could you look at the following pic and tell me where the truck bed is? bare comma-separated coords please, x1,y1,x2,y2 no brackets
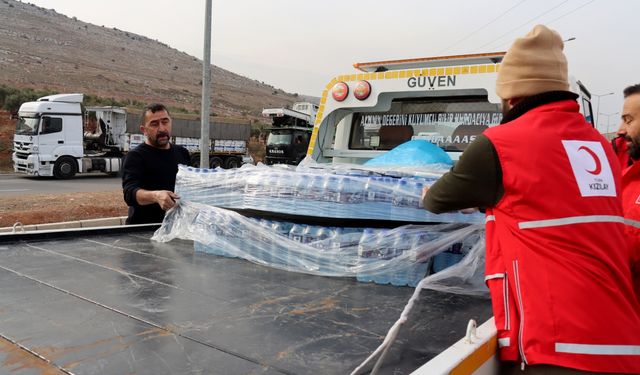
0,227,491,374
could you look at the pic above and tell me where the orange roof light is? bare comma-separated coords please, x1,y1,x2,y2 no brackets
332,82,349,102
353,80,371,100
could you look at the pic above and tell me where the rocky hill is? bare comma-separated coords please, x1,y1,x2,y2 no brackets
0,0,310,121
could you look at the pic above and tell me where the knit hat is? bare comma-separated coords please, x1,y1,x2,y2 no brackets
496,25,569,100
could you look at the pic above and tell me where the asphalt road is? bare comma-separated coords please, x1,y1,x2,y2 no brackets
0,173,122,196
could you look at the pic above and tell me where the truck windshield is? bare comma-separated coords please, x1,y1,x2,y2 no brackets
267,130,293,145
349,96,502,152
15,117,40,135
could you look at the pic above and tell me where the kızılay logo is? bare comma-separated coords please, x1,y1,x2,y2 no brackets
562,140,616,197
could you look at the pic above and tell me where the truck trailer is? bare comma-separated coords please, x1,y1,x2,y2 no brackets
12,93,252,179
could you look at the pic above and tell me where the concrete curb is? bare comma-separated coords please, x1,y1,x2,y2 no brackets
0,216,128,233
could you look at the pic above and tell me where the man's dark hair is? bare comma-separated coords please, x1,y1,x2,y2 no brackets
141,103,171,125
623,84,640,98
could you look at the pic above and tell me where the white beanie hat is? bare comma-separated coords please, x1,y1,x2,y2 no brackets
496,25,569,100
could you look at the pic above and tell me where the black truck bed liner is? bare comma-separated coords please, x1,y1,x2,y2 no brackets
0,228,491,374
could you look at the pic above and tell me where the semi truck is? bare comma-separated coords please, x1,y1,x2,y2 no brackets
262,102,318,165
12,93,252,179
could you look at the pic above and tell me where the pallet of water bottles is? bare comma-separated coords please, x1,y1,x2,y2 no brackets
183,204,483,287
175,164,484,224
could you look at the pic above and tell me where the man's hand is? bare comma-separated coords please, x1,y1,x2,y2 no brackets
154,190,180,210
421,185,430,201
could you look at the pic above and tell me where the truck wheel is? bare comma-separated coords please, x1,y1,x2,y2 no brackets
190,154,201,168
209,156,223,168
53,157,77,179
224,156,241,169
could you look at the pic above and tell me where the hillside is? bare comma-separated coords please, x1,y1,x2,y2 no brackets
0,0,311,120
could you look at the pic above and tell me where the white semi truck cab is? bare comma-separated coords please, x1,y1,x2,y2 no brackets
12,93,126,178
12,93,253,178
307,52,594,164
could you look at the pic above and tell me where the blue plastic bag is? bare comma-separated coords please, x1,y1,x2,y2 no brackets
364,140,452,167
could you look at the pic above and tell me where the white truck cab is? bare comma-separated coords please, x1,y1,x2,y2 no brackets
308,52,594,164
13,93,87,178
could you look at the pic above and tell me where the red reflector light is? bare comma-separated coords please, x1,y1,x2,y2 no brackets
353,80,371,100
332,82,349,102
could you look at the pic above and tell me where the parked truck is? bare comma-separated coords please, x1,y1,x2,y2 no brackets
262,102,318,165
12,93,252,179
307,52,594,164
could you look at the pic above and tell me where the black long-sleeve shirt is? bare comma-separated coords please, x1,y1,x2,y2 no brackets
122,143,190,224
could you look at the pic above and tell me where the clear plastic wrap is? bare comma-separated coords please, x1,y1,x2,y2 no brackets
174,161,484,224
152,201,488,295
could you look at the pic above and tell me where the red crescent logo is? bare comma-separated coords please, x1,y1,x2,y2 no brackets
578,146,602,175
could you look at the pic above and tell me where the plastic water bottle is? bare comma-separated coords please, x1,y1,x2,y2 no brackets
277,172,296,200
311,226,334,273
289,223,305,243
263,172,280,213
243,171,262,208
218,169,235,208
390,230,413,286
364,176,381,219
373,230,395,284
365,176,394,219
269,220,293,266
410,181,425,221
287,223,306,268
293,173,310,213
407,230,434,287
356,228,378,283
210,211,232,257
308,175,326,201
391,178,409,220
336,176,364,218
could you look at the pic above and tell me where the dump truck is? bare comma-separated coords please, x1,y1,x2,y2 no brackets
12,93,252,178
262,102,318,165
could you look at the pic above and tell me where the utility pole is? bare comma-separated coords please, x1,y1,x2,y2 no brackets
599,112,619,138
200,0,212,168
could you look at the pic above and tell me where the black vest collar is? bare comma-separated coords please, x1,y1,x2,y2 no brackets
501,91,579,124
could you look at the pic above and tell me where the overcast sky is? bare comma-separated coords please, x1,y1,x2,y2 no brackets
28,0,637,134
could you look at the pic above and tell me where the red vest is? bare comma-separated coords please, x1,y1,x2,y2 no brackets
483,100,640,373
622,161,640,303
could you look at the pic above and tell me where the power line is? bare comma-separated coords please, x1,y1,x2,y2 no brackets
471,0,570,52
545,0,597,26
438,0,529,54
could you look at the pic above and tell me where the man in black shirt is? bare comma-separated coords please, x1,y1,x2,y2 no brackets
122,103,190,224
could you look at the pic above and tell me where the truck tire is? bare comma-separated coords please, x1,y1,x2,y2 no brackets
190,154,201,168
224,156,241,169
209,156,223,168
53,156,77,179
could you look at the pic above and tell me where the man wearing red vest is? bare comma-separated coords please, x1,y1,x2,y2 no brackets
615,84,640,304
423,25,640,374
